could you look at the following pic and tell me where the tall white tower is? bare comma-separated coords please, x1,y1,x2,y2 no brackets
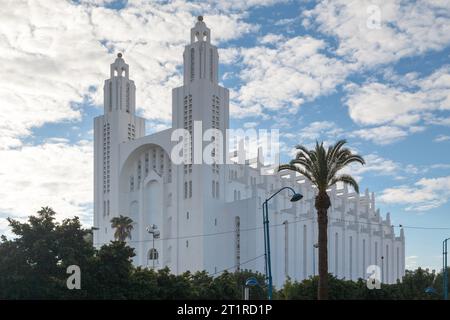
93,53,145,246
172,16,230,273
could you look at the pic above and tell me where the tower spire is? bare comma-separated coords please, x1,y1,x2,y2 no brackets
184,16,218,84
104,53,136,114
190,15,211,44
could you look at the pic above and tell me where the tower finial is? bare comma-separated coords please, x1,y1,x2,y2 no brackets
198,15,203,22
117,52,123,58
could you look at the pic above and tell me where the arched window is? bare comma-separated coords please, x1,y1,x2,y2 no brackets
148,248,158,260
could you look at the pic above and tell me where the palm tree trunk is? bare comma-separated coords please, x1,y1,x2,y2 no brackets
315,191,331,300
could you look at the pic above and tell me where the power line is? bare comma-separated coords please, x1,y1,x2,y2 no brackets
94,216,315,246
210,254,265,276
95,213,450,246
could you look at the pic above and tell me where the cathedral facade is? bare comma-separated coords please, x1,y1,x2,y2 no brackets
93,17,405,287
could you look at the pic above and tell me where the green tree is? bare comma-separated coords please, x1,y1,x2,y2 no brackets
278,140,365,300
110,215,134,242
0,207,94,299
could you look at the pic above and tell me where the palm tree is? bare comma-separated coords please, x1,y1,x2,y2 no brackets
110,215,134,242
278,140,364,300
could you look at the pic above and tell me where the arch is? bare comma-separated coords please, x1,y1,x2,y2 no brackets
148,248,159,260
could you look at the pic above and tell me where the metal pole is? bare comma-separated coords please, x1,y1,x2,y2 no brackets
265,201,273,300
444,238,449,300
244,287,249,300
263,202,268,282
152,235,155,269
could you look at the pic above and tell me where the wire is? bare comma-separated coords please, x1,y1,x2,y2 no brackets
94,216,316,246
95,212,450,246
210,254,265,276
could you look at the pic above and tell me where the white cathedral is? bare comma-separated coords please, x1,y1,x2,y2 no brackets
93,17,405,287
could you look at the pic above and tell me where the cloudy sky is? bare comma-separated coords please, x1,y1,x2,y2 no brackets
1,0,450,271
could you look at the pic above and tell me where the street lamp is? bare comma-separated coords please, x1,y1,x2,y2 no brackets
244,277,259,300
443,238,450,300
312,243,319,277
146,224,160,269
262,186,303,300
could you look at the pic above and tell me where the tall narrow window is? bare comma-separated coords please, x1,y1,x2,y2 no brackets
335,232,339,276
349,236,353,280
130,176,134,192
126,83,130,113
109,82,112,111
375,242,378,268
190,48,195,81
212,180,215,198
363,239,366,279
284,221,289,277
386,245,389,283
210,48,213,81
189,180,192,198
215,181,219,199
303,225,307,279
396,247,400,281
184,181,188,199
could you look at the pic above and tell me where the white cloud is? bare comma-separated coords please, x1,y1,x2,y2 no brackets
232,36,352,116
0,140,93,237
434,135,450,142
304,0,450,68
0,0,258,148
405,256,418,270
379,176,450,211
345,66,450,142
352,126,408,145
258,33,286,44
298,121,344,141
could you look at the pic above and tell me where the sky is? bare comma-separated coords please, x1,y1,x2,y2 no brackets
0,0,450,272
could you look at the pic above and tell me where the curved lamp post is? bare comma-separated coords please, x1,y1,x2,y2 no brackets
244,277,259,300
263,186,303,300
146,224,160,269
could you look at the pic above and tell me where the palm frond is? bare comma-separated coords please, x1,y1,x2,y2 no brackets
329,174,360,193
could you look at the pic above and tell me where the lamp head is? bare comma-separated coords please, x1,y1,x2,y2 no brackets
290,193,303,202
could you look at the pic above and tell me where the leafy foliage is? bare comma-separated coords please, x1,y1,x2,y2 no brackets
110,215,134,242
0,207,447,300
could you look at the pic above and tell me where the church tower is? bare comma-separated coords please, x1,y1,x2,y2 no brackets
172,16,230,273
93,54,145,246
